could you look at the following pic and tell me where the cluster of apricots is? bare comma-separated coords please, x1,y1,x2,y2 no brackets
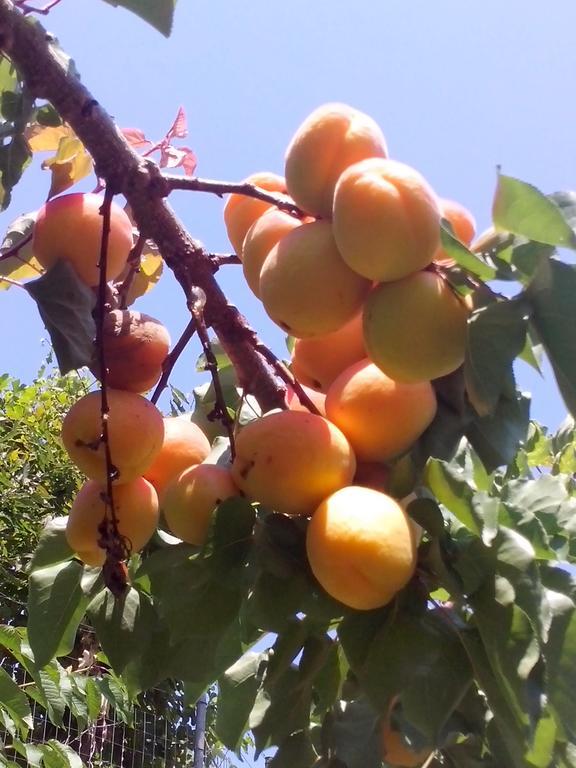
223,102,477,613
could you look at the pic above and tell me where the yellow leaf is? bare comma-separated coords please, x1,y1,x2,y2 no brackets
0,215,44,290
119,243,164,305
26,123,73,152
43,138,94,197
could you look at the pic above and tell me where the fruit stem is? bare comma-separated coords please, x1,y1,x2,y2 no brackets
150,315,198,406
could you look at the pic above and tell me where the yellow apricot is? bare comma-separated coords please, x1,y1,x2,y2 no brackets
259,220,371,338
66,477,159,556
306,486,417,610
435,197,476,267
332,158,441,282
61,389,164,485
364,270,469,383
381,700,432,767
291,312,366,392
33,193,133,287
161,464,239,545
231,410,356,517
285,103,388,218
143,416,211,497
325,360,437,463
91,310,171,393
284,382,326,415
223,172,286,256
242,208,303,297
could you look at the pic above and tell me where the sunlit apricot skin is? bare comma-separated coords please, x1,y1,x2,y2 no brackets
90,310,171,393
291,313,366,392
66,477,159,556
223,172,286,257
33,193,133,287
161,463,239,545
363,270,469,383
241,208,303,297
285,103,388,218
259,220,371,338
61,389,164,485
143,416,211,497
332,158,441,282
325,360,437,463
231,410,356,517
306,486,417,610
435,197,476,267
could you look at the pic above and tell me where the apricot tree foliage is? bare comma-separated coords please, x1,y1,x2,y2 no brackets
0,3,575,768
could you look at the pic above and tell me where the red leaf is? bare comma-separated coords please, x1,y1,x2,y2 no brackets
167,107,188,139
159,145,197,175
122,128,152,149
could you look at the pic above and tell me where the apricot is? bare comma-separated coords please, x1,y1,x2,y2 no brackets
242,208,303,297
161,464,239,545
332,158,441,282
66,477,159,557
353,461,390,493
143,416,211,496
61,389,164,485
364,270,469,383
290,312,366,392
306,486,417,610
76,549,106,568
381,700,432,767
259,220,371,338
325,360,437,462
33,193,133,287
223,172,286,256
231,410,356,517
435,197,476,267
284,103,388,218
91,310,171,393
284,382,327,415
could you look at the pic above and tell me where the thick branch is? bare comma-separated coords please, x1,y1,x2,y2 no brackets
0,0,285,412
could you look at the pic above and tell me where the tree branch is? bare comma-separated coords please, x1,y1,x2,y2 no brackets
0,0,286,412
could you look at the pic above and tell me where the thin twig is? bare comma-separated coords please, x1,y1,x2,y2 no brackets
16,0,62,14
162,174,306,219
116,232,145,309
0,231,33,263
150,316,197,406
255,342,322,416
209,252,241,269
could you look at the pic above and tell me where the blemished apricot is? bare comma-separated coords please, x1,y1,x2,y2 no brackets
242,208,303,297
231,410,356,517
223,172,286,256
33,193,133,287
61,389,164,485
285,103,388,218
91,310,171,393
284,382,327,415
66,477,159,556
143,416,211,496
435,198,477,267
325,360,437,463
161,464,239,545
290,312,366,392
332,158,441,282
306,486,417,610
364,270,469,383
259,220,371,338
381,700,432,767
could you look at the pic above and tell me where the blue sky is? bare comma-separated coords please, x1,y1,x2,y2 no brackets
2,0,576,434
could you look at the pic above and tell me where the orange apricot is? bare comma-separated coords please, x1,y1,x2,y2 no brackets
223,172,286,256
435,197,476,267
290,312,366,392
66,477,159,556
306,486,417,610
91,310,171,393
242,208,303,297
61,389,164,485
231,410,356,517
284,382,326,415
259,220,371,338
161,463,239,545
364,270,469,383
325,360,437,462
143,416,211,497
285,103,388,218
381,700,432,767
33,193,133,287
332,158,441,282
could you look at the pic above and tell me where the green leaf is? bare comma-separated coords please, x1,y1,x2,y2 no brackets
466,390,531,472
527,259,576,417
464,298,528,416
40,741,83,768
493,174,576,249
546,601,576,739
425,459,480,534
100,0,177,36
27,560,90,667
330,698,382,768
25,260,96,375
439,223,496,280
0,667,32,736
29,516,73,570
216,651,263,750
267,730,318,768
